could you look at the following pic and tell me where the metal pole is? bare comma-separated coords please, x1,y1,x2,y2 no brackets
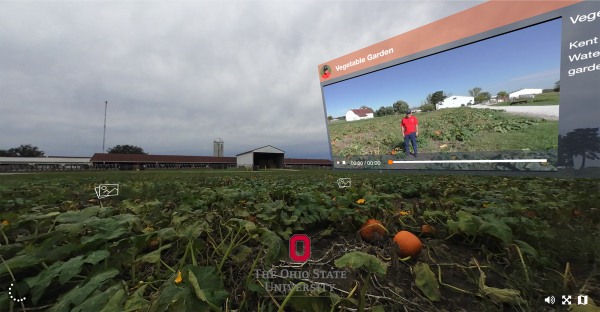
102,101,107,153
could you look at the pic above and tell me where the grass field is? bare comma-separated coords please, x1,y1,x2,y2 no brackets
492,92,560,106
0,170,598,312
329,107,558,155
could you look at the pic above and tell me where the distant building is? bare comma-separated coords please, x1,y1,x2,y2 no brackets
213,138,224,157
236,145,285,169
346,109,374,121
509,88,543,99
435,96,474,109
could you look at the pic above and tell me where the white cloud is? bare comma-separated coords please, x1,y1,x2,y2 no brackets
0,1,484,158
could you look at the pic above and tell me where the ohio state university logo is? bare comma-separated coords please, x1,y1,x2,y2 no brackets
289,234,311,262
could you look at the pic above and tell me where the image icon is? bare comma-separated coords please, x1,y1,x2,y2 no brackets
94,184,119,199
337,178,351,188
321,65,331,79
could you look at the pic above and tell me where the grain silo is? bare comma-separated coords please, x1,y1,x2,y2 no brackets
213,138,224,157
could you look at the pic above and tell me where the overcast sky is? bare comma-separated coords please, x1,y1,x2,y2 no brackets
324,18,561,117
1,1,486,159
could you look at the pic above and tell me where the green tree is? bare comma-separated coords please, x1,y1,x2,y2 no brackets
0,150,13,157
327,115,333,121
554,80,560,92
476,92,491,103
420,104,435,111
107,145,148,154
0,144,45,157
430,91,447,106
392,101,409,115
385,106,395,116
497,91,509,98
468,87,482,98
375,106,395,117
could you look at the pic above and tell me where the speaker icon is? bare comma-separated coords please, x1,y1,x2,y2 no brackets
545,296,556,304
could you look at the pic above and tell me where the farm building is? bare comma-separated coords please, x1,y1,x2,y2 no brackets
509,88,543,99
435,96,474,110
236,145,285,169
346,109,374,121
89,154,238,170
0,145,333,172
0,156,92,171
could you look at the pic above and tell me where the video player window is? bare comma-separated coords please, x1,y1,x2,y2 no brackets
324,19,562,172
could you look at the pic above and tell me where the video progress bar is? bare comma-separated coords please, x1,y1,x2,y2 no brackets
391,159,547,164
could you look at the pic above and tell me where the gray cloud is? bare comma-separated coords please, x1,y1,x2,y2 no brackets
0,1,484,159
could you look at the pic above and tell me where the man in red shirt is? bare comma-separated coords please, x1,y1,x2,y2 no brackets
321,66,331,79
400,110,419,157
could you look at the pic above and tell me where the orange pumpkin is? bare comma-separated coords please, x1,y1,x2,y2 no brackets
421,225,436,238
393,231,422,257
360,219,386,241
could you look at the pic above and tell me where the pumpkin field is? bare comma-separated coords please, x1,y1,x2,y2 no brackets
328,107,559,156
0,170,599,312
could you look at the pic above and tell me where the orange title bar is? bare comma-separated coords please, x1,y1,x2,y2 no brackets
318,0,582,83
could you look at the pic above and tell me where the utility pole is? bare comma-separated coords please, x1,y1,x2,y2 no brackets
102,101,107,153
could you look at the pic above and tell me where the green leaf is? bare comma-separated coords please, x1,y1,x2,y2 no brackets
56,222,85,235
371,306,386,312
414,263,441,301
187,269,208,302
24,261,64,304
256,229,286,267
177,220,208,240
136,244,172,264
479,220,513,243
334,251,387,278
81,218,129,245
48,268,119,312
513,240,538,258
147,282,186,312
157,227,178,240
123,285,150,312
278,227,293,240
247,283,266,294
0,254,42,276
423,211,446,218
148,266,227,312
55,207,100,223
99,288,126,312
58,255,85,284
70,283,123,312
229,218,256,231
230,245,253,263
289,292,331,312
319,228,334,236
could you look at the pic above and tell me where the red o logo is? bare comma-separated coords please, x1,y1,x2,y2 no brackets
289,234,311,262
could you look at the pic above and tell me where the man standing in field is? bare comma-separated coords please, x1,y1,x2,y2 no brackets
401,110,419,157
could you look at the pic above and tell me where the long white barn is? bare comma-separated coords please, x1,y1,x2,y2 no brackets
509,88,543,98
436,96,474,110
346,109,374,121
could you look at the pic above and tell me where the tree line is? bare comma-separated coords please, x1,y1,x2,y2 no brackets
0,144,148,157
327,81,561,120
